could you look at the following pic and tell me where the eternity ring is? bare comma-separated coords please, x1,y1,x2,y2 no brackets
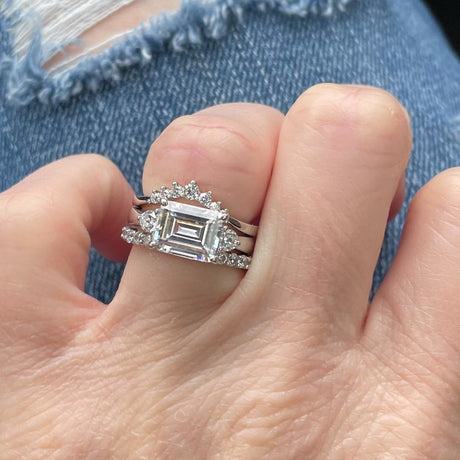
120,180,257,270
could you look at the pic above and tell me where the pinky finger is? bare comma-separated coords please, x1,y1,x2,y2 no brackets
368,168,460,357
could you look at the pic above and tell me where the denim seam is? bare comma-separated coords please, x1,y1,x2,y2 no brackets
1,0,355,106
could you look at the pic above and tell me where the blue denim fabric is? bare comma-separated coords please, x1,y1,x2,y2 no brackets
1,0,459,303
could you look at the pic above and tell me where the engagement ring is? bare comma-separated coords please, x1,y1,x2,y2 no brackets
121,181,257,269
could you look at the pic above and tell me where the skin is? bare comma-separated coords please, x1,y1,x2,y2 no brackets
1,83,460,459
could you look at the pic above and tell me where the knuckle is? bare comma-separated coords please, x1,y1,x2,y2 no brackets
63,154,121,189
75,153,118,173
0,189,54,222
155,114,258,155
147,114,261,183
76,153,124,191
0,190,54,244
286,83,412,163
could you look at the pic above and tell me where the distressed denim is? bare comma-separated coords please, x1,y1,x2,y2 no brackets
1,0,459,303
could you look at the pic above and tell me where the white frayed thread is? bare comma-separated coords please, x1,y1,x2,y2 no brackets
3,0,137,60
1,0,356,106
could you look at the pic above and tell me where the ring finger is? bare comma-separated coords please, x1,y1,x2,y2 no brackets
107,103,284,331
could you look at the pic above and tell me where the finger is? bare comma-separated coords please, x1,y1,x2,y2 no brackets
369,168,460,353
110,103,283,328
389,173,406,221
0,154,133,343
259,83,412,338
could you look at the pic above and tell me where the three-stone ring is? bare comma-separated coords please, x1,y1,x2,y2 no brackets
121,181,257,269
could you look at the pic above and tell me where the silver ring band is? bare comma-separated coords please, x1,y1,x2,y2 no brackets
121,180,257,270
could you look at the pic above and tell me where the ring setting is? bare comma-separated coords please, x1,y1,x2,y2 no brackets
121,181,257,269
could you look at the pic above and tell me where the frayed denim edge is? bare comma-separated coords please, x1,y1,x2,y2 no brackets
1,0,355,106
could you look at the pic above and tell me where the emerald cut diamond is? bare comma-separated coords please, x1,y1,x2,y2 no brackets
153,201,224,262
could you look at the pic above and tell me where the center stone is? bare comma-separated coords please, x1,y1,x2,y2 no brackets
153,201,223,262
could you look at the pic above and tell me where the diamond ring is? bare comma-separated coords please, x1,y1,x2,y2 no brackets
120,181,258,270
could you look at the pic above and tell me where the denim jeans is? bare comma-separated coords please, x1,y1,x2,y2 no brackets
1,0,459,303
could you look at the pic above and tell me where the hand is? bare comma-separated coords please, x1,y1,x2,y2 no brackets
1,84,459,459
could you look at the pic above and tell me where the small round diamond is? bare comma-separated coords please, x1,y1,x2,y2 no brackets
217,253,228,264
138,210,157,232
133,231,145,245
210,201,221,211
160,186,172,202
237,255,249,269
184,181,200,200
198,191,212,207
150,190,162,204
228,253,239,266
220,228,239,251
219,209,229,220
170,182,184,198
123,228,135,244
